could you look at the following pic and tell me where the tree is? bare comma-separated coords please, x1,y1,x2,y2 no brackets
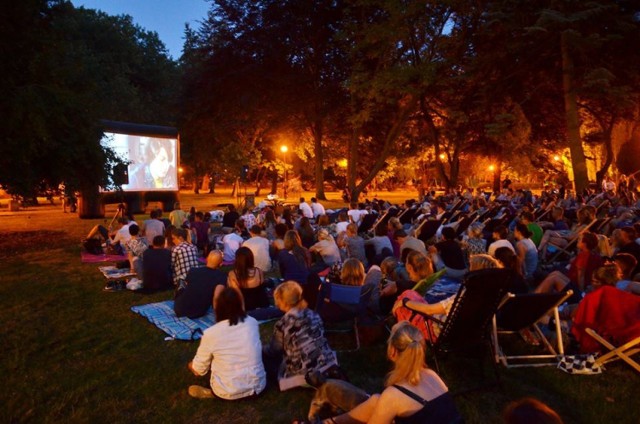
0,1,178,200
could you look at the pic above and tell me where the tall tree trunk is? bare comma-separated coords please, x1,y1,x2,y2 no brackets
493,162,502,193
313,123,327,200
347,129,359,202
561,31,589,194
595,128,614,189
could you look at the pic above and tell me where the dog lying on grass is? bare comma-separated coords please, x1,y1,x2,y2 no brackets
306,370,369,422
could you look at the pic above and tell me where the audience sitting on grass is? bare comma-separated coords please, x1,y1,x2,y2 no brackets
222,219,245,263
461,222,487,263
429,227,467,279
124,224,147,288
191,211,210,254
171,227,201,289
535,232,603,298
366,224,394,262
85,217,131,255
263,209,278,241
277,230,311,285
222,204,240,233
243,225,271,272
271,223,288,258
262,281,338,391
488,224,515,257
381,251,435,315
320,322,461,424
333,210,350,236
188,287,266,400
309,228,342,270
174,250,226,318
537,205,594,259
310,197,325,219
141,209,165,243
169,201,188,228
227,247,269,311
514,223,538,282
297,216,316,248
339,223,368,266
142,235,172,291
613,253,640,293
395,229,427,262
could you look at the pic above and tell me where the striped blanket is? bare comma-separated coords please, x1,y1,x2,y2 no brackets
131,300,215,341
131,300,283,341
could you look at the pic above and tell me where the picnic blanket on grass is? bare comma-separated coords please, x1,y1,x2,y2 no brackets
131,300,283,341
82,251,128,263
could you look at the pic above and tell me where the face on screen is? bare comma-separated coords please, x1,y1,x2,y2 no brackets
101,132,178,191
150,146,170,182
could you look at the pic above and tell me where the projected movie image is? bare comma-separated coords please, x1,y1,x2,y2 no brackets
102,133,178,191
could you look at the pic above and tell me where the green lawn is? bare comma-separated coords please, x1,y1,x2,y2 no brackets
1,190,638,423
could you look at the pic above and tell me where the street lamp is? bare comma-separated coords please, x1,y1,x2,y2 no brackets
280,145,288,200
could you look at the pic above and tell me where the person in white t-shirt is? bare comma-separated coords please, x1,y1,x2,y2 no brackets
310,197,326,219
243,225,271,272
348,203,368,226
188,287,266,399
487,224,515,257
222,219,245,262
299,197,314,219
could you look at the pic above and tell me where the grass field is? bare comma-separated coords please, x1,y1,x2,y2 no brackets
1,189,638,423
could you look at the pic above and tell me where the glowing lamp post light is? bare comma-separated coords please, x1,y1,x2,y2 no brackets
280,145,288,200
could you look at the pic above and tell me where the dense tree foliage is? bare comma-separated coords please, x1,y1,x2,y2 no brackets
0,0,177,200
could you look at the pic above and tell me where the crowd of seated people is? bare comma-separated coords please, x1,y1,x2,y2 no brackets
90,180,640,420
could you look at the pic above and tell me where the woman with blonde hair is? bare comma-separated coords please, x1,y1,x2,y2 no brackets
340,258,366,286
263,281,337,391
320,322,461,423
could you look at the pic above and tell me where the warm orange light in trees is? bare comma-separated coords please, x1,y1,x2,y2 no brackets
488,164,495,172
280,145,288,153
439,153,446,160
337,158,348,168
179,167,184,173
554,155,561,162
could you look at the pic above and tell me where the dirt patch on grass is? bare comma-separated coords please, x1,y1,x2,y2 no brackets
0,231,75,258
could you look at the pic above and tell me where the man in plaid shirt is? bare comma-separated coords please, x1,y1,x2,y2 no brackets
171,228,201,289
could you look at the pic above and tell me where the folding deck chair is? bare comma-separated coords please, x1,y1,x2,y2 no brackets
372,208,399,234
404,269,513,378
491,291,574,368
398,207,419,224
546,218,604,263
416,218,443,244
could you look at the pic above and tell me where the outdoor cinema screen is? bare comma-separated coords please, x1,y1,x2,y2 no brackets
101,132,178,191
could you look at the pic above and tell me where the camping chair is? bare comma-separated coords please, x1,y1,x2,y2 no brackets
416,219,443,244
491,291,573,368
316,282,372,351
358,213,378,234
372,208,399,234
546,218,603,263
398,207,419,224
454,212,478,238
572,286,640,373
404,269,513,380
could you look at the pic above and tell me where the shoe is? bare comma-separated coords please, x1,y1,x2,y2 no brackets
188,385,215,399
103,281,125,292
